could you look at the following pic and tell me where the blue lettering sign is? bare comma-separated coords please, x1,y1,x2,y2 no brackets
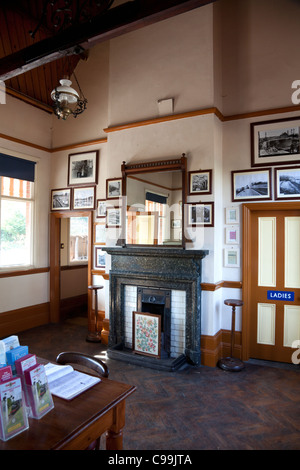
267,291,294,301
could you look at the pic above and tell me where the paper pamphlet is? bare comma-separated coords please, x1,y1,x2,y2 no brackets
44,363,101,400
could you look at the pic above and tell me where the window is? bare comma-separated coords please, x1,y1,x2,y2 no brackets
0,176,34,268
145,193,167,245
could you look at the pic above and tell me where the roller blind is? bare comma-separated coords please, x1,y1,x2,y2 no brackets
0,153,36,182
145,191,167,204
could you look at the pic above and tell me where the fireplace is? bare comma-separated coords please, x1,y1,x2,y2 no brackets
102,246,208,371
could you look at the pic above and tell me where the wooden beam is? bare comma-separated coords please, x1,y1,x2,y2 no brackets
0,0,217,81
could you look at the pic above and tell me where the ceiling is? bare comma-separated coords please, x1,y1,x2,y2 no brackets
0,0,217,114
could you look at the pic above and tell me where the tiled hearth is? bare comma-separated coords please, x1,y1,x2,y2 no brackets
102,247,208,371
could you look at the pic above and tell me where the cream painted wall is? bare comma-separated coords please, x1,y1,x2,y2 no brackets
221,0,300,115
108,6,214,126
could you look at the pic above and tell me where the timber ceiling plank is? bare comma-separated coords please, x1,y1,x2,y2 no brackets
0,0,217,110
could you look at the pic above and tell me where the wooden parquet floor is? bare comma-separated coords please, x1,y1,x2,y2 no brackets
17,318,300,451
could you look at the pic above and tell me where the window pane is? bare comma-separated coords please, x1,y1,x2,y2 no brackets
1,177,32,198
69,217,88,262
0,199,32,267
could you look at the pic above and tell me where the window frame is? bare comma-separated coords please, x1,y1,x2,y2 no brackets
0,176,35,271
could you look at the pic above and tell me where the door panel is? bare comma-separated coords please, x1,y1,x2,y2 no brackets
249,209,300,363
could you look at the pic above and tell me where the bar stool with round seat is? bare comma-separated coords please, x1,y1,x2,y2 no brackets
86,285,103,343
217,298,244,371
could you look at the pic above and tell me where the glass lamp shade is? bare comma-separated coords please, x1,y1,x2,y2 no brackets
51,79,79,104
51,78,87,120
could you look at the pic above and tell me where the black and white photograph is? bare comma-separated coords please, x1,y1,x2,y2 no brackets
68,151,98,186
106,206,122,227
275,166,300,200
96,199,106,218
51,188,71,211
95,247,106,269
73,186,95,210
188,169,212,195
231,168,272,202
251,118,300,167
106,178,122,199
187,202,214,227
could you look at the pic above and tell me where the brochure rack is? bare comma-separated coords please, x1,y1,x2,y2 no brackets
23,364,54,419
0,377,29,441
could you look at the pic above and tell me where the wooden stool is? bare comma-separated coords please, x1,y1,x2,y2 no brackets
218,299,244,372
86,285,103,343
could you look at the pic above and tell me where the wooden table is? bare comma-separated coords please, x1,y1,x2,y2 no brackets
0,370,136,450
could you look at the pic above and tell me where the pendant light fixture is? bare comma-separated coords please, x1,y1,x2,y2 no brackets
51,72,87,120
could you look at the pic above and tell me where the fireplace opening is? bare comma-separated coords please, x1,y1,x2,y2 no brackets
137,287,171,357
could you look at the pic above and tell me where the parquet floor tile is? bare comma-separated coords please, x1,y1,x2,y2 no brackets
17,319,300,450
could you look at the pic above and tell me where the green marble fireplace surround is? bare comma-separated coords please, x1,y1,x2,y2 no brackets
102,247,209,370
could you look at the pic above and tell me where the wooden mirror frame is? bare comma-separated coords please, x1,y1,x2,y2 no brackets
119,153,187,248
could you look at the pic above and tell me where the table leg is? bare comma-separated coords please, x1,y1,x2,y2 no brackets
106,429,123,450
105,401,125,450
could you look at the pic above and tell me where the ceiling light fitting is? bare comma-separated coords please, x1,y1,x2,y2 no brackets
51,73,87,120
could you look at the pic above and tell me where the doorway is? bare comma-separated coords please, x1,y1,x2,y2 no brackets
50,211,93,325
242,202,300,363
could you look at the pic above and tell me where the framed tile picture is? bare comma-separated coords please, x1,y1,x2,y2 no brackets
132,311,161,358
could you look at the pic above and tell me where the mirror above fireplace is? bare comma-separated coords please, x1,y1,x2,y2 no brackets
120,154,187,248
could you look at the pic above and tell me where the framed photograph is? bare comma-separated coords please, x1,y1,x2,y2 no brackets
106,178,122,199
68,150,99,186
224,247,240,268
251,118,300,167
95,246,106,269
96,199,107,218
274,166,300,200
188,169,212,195
231,168,272,202
106,206,122,227
132,311,161,358
94,222,106,245
225,226,240,245
51,188,71,211
187,202,214,227
225,206,239,224
73,186,96,210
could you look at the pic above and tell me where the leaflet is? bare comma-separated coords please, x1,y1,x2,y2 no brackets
44,363,101,400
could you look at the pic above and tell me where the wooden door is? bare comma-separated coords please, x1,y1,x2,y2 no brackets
243,203,300,363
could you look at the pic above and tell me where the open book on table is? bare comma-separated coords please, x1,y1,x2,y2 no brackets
44,363,101,400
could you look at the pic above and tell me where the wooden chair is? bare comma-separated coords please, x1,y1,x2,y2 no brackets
56,351,109,450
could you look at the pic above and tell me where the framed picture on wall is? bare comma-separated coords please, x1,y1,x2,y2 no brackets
106,178,122,199
251,117,300,167
225,206,239,224
132,311,161,358
187,202,214,227
188,169,212,195
96,199,107,218
68,150,99,186
224,247,240,268
51,188,71,211
106,206,122,227
231,168,272,202
225,226,240,245
93,222,106,245
73,186,96,210
274,166,300,200
95,247,106,269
